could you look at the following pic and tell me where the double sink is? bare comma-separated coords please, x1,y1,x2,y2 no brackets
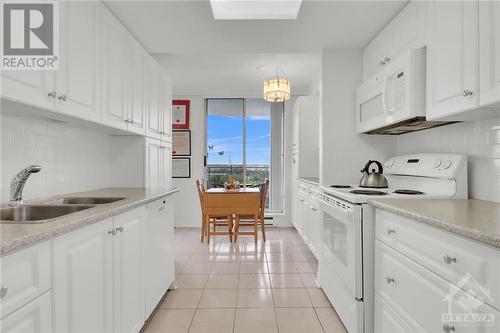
0,197,126,224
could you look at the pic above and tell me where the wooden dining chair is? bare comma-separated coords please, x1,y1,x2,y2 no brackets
234,179,269,242
196,180,233,243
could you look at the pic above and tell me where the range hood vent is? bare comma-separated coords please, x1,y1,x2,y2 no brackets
365,117,460,135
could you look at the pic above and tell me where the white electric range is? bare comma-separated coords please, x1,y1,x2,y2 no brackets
316,153,468,333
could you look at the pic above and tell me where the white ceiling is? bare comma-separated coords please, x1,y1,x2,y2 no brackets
106,0,408,95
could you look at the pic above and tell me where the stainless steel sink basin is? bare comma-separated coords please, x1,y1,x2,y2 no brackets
62,197,126,205
0,205,95,223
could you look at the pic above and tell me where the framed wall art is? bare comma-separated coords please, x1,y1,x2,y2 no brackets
172,157,191,178
172,100,190,129
172,130,191,156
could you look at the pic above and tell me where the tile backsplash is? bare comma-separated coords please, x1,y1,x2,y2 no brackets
1,113,113,203
397,116,500,202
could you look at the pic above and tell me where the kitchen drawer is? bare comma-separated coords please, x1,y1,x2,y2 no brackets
0,241,51,318
374,291,425,333
375,240,499,333
376,209,500,310
1,291,52,333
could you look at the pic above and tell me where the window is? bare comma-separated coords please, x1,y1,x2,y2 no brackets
205,98,284,212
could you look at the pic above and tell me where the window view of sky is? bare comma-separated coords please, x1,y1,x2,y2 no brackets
207,114,270,165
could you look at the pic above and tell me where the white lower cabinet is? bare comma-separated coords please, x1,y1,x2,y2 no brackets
53,219,114,333
1,292,52,333
294,181,321,260
143,197,175,317
113,208,144,333
374,209,500,333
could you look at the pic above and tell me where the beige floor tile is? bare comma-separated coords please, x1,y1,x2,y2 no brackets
238,274,271,288
161,289,203,309
198,289,237,308
215,254,242,262
315,307,348,333
175,262,187,275
273,288,312,307
240,262,268,274
175,275,208,289
266,252,294,262
181,262,214,274
295,261,319,273
267,262,297,273
205,273,239,289
175,252,194,262
189,253,218,262
189,309,235,333
276,308,324,333
239,253,266,262
307,288,333,308
144,309,195,333
211,262,240,274
236,288,274,308
234,308,278,333
269,274,304,288
300,273,319,288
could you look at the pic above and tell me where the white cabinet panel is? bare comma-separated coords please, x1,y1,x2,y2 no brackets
363,32,389,81
100,7,127,130
144,198,175,316
146,68,162,139
1,292,52,333
0,241,51,319
1,71,54,110
160,143,172,189
374,292,418,333
55,1,99,121
126,38,148,135
427,1,478,120
160,78,172,142
53,219,113,333
479,0,500,108
113,208,144,333
145,139,161,188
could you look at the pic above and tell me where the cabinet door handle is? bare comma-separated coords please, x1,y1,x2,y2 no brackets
443,255,457,264
48,91,57,98
385,277,395,284
384,56,391,64
58,94,67,102
442,323,455,332
462,89,473,97
108,229,116,236
379,59,386,66
386,228,396,235
125,119,131,123
311,207,317,212
115,226,124,233
0,286,7,299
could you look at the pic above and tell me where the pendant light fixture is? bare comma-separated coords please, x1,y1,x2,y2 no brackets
263,68,291,102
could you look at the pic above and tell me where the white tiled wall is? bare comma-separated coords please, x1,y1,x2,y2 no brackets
397,117,500,202
1,113,113,203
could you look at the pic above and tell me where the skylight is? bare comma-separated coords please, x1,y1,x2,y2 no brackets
210,0,302,20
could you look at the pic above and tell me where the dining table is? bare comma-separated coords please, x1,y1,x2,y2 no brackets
203,187,261,243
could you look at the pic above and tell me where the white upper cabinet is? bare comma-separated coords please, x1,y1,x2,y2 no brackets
146,67,162,140
362,1,426,81
426,1,479,120
479,1,500,109
55,1,100,121
1,71,54,110
160,77,173,142
125,38,148,135
100,6,128,130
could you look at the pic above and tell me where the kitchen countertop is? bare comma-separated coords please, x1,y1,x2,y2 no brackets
298,177,320,185
1,187,179,256
368,198,500,249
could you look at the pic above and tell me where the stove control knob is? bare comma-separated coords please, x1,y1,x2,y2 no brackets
443,160,452,169
385,159,395,168
433,160,442,168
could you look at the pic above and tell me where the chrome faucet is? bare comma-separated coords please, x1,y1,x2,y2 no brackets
10,165,42,206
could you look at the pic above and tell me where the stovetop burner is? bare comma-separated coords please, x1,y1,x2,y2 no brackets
350,190,388,196
394,189,425,195
330,185,353,189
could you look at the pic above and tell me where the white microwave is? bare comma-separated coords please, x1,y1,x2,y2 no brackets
355,48,453,135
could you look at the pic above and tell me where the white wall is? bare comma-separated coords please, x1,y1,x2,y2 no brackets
171,96,204,227
1,113,113,202
320,49,396,186
397,117,500,202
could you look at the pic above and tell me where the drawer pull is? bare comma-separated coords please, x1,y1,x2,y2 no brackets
386,228,396,235
442,323,455,332
385,277,395,284
443,255,457,264
0,286,7,299
108,229,116,236
115,226,124,233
